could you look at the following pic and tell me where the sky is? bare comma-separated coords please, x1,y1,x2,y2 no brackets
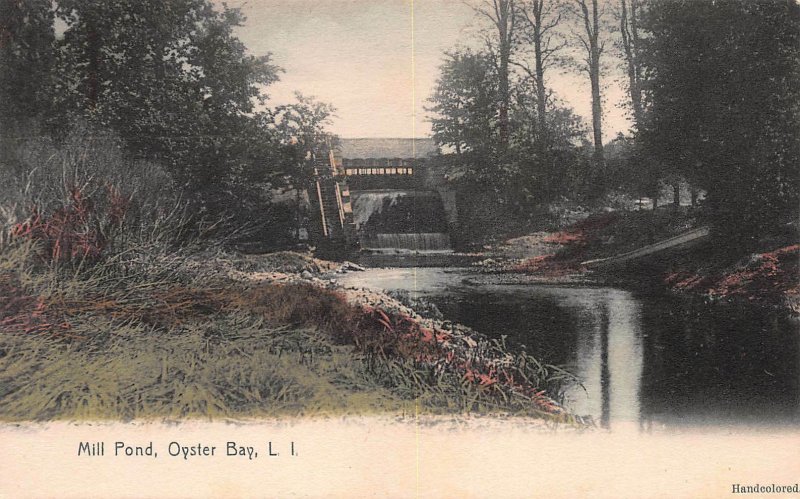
218,0,631,140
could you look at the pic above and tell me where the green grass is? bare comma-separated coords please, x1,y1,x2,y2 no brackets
0,313,405,420
0,309,573,421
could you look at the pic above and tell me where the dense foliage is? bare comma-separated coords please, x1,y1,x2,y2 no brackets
427,47,591,227
637,0,800,244
0,0,328,246
430,0,799,244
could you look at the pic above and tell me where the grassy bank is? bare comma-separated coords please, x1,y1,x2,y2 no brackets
0,242,577,422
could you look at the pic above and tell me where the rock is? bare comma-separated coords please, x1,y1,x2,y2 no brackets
300,270,313,279
340,261,365,272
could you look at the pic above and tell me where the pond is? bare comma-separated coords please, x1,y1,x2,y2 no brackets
338,267,800,430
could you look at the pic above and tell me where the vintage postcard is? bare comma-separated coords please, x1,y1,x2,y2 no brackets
0,0,798,497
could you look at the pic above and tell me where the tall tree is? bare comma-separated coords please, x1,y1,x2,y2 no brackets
518,0,565,133
0,0,55,123
616,0,669,207
273,92,338,240
427,49,499,157
569,0,606,167
617,0,643,129
0,0,55,170
472,0,519,146
275,92,338,162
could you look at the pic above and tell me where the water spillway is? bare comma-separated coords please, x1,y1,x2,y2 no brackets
362,232,452,252
351,190,452,252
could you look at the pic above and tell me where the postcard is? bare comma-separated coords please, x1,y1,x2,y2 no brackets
1,0,798,497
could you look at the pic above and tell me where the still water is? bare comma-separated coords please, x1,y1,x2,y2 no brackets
339,267,800,430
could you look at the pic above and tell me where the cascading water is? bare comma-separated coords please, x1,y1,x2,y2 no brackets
366,232,452,252
352,190,408,229
351,190,452,253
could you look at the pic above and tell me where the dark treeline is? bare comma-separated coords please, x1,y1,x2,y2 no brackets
428,0,799,248
2,0,798,254
1,0,334,248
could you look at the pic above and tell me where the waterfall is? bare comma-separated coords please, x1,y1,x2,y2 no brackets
351,190,409,229
362,233,452,252
351,189,453,253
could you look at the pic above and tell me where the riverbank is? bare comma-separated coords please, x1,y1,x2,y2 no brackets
476,209,799,314
0,245,578,423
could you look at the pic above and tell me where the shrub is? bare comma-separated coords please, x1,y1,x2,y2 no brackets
0,123,197,266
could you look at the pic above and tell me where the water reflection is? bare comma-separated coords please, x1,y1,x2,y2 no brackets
545,289,644,429
338,267,799,429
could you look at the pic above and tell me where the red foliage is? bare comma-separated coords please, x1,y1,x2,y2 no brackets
663,271,712,291
543,231,585,245
351,305,561,412
520,213,622,275
665,244,800,304
351,306,451,363
10,184,131,263
543,213,619,245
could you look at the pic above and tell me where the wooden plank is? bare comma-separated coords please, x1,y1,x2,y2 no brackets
315,180,328,237
582,226,710,268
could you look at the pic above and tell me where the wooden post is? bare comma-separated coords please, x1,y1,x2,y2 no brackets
316,179,328,237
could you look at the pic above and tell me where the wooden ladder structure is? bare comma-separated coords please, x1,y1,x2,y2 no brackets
312,146,355,246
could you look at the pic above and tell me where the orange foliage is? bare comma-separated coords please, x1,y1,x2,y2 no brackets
512,254,585,277
518,213,620,276
543,231,585,244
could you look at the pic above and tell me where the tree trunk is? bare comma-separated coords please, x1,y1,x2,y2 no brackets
577,0,604,167
474,0,517,148
652,185,659,210
590,0,603,166
533,5,547,133
86,21,100,108
522,0,560,136
499,44,510,145
497,0,513,146
672,181,681,207
620,0,643,128
590,57,603,165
